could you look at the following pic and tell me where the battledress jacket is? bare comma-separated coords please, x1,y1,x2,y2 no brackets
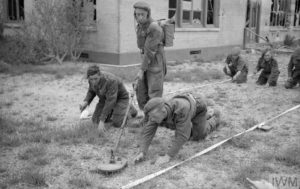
84,72,129,122
140,95,207,157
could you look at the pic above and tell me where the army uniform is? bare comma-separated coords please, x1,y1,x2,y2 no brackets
223,54,248,83
140,95,220,157
255,57,280,86
84,72,137,127
134,2,167,110
285,48,300,89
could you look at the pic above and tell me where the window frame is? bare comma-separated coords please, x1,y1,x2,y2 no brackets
169,0,220,28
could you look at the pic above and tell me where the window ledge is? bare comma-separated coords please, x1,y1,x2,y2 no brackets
269,27,289,31
4,22,23,28
175,27,220,32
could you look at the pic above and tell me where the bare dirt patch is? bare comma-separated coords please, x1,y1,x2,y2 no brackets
0,51,299,189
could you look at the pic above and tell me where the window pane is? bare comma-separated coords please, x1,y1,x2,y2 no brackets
169,0,177,9
183,10,191,23
168,10,176,18
193,0,202,11
182,0,192,10
207,0,214,24
193,11,201,24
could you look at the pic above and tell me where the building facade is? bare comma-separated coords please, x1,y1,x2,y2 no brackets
2,0,300,65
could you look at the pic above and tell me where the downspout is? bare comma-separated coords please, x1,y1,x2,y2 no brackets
117,0,121,64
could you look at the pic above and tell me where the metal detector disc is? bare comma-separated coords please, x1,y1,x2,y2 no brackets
97,157,128,174
259,125,273,131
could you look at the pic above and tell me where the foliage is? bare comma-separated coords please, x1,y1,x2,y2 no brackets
283,34,296,47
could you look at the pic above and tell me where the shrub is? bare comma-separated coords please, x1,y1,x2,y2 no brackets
283,34,296,47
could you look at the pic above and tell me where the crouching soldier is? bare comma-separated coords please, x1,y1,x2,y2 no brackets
223,47,248,83
134,94,221,165
285,48,300,89
79,65,137,133
254,49,280,86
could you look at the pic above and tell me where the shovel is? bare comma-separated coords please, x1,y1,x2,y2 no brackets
96,85,136,175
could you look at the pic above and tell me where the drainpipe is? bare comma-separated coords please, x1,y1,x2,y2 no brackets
117,0,121,64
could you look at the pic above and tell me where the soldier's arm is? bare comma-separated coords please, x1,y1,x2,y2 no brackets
99,80,118,122
141,23,163,71
225,55,232,66
140,121,159,154
83,83,96,105
256,58,263,72
167,114,192,158
287,57,294,78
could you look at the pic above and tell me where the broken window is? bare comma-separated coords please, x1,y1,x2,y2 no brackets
169,0,219,28
270,0,291,27
7,0,24,21
294,0,300,26
81,0,97,29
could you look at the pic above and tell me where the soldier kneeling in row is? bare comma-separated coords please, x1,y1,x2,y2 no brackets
254,49,280,87
223,47,248,84
79,65,137,133
134,94,221,165
285,48,300,89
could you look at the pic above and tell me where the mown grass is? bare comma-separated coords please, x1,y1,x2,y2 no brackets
69,177,92,188
165,67,224,82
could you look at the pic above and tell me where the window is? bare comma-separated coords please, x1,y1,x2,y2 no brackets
6,0,24,22
294,0,300,27
81,0,97,29
270,0,290,27
168,0,219,28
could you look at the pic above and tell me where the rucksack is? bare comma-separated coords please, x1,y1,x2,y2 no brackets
157,19,175,47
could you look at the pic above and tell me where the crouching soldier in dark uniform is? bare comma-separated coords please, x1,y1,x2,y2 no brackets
223,47,248,83
79,65,137,133
254,49,280,86
133,1,167,111
134,94,221,165
285,48,300,89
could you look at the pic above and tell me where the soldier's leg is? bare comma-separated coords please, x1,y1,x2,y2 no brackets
256,72,268,85
191,109,221,141
268,71,280,87
284,78,297,89
136,74,149,110
235,72,248,83
92,99,105,124
111,98,129,127
147,71,164,99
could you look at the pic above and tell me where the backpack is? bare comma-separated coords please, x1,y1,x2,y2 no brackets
157,19,175,47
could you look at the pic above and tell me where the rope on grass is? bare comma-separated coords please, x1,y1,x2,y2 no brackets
121,104,300,189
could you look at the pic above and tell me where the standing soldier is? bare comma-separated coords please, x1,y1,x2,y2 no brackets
79,65,137,133
285,48,300,89
223,47,248,83
133,1,167,111
134,94,221,165
254,49,280,86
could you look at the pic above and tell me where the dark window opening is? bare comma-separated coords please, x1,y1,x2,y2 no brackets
207,0,214,24
8,0,24,21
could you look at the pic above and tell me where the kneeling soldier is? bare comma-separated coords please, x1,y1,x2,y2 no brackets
254,49,280,86
223,47,248,83
79,65,137,133
134,94,220,165
285,48,300,89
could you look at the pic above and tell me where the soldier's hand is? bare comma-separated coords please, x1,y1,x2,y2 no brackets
98,121,107,134
134,152,145,164
79,101,88,112
135,70,144,81
155,154,171,166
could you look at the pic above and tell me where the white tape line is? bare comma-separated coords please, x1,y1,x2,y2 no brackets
121,104,300,189
166,79,232,96
98,63,140,68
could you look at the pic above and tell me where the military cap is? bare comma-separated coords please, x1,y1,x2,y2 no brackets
133,1,151,12
231,46,241,56
144,97,165,115
86,65,100,78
